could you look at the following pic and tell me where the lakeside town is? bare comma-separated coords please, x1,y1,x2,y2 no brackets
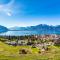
2,34,60,46
0,34,60,53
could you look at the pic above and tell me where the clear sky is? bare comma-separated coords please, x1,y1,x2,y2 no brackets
0,0,60,28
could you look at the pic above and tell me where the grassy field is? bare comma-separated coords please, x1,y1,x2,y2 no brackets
0,41,60,60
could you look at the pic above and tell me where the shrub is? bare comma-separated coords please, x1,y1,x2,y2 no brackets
19,48,32,54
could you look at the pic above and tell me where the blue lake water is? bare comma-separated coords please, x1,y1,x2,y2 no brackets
0,31,60,36
0,31,38,36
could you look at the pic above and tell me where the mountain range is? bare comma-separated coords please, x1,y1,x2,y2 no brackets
9,24,60,34
1,24,60,34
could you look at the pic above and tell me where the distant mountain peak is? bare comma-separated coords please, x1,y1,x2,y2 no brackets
9,24,60,33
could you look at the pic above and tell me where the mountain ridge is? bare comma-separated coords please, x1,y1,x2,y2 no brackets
9,24,60,33
0,25,8,33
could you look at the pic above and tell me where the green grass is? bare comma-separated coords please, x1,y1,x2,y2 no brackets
0,41,60,60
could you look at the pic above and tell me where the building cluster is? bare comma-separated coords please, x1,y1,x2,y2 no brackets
3,34,60,46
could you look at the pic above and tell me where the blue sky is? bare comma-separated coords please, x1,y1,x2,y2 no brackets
0,0,60,27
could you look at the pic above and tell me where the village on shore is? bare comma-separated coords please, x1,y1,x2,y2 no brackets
0,34,60,53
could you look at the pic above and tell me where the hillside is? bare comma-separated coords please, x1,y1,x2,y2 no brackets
0,41,60,60
0,25,8,33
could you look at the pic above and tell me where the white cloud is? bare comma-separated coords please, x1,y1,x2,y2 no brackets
0,5,3,8
0,0,14,16
7,12,12,16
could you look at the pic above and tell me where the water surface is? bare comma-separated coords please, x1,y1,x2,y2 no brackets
0,31,60,36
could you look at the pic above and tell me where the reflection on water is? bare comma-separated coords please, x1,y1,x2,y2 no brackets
0,31,38,36
0,31,60,36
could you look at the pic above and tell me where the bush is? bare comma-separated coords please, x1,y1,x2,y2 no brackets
19,48,32,54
